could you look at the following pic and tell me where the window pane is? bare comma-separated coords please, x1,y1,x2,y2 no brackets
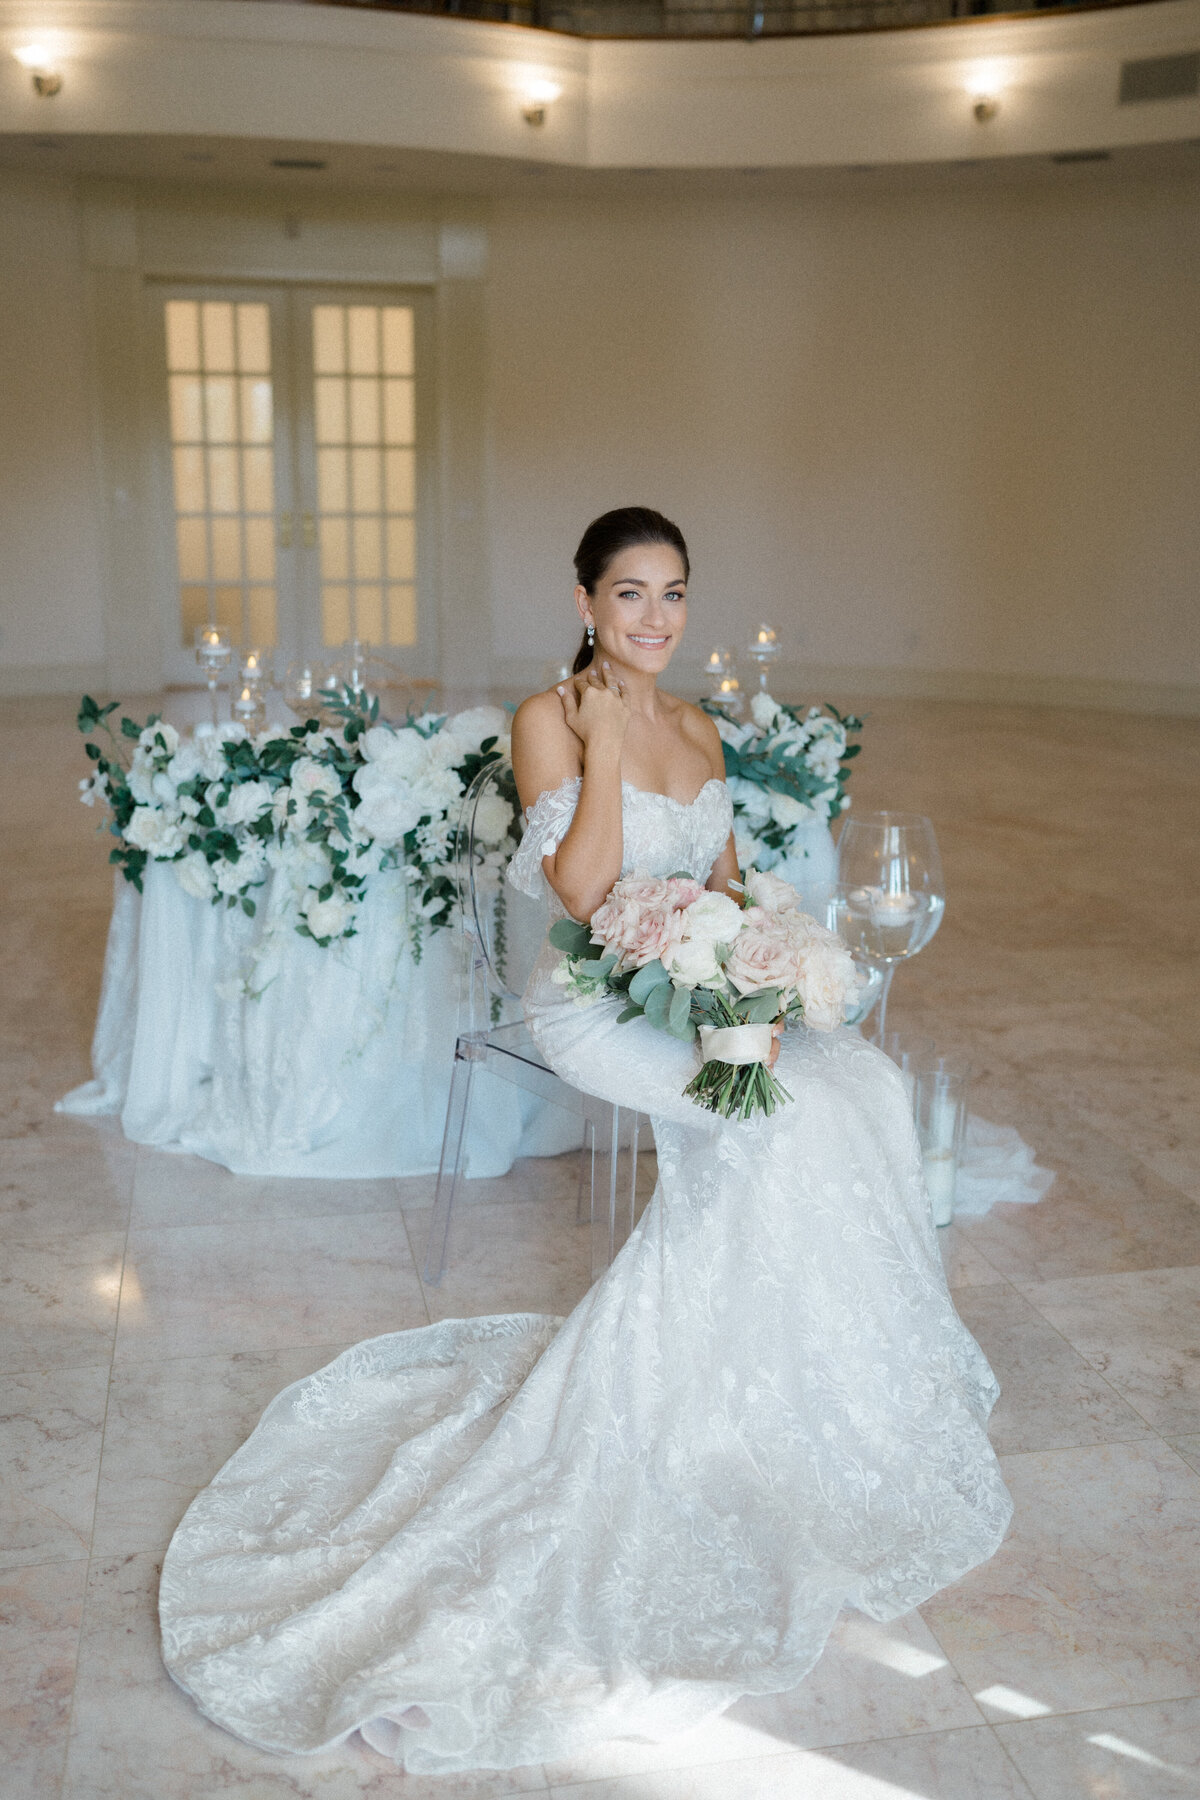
312,305,345,375
347,306,380,375
242,447,274,514
172,445,205,513
236,304,270,375
349,378,379,446
384,448,415,514
204,377,236,443
353,517,382,581
354,585,384,643
169,376,203,442
210,517,241,581
322,584,350,646
247,586,277,647
213,586,242,641
245,517,275,583
239,377,273,445
381,307,413,376
315,378,346,445
386,583,416,646
317,448,348,514
383,378,414,446
201,301,236,372
165,301,200,371
320,516,349,581
176,517,208,582
386,516,415,581
207,446,239,514
350,448,381,514
180,584,209,647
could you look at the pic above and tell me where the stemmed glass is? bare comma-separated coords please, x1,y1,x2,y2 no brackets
194,624,232,731
832,812,945,1045
746,624,779,692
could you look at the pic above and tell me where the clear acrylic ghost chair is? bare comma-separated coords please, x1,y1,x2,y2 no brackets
423,759,649,1287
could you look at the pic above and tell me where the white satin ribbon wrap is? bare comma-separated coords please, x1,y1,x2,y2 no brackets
699,1022,775,1067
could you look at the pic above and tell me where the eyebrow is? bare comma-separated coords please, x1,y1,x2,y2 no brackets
611,577,687,588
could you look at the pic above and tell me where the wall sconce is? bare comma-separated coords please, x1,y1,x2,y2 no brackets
521,78,562,128
13,43,63,97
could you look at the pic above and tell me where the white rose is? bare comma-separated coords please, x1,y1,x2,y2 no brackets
663,935,721,987
127,749,157,806
768,791,815,830
424,730,468,771
470,790,512,846
681,890,745,944
807,740,842,779
411,767,464,817
352,763,424,846
750,692,781,730
797,934,857,1031
174,851,215,900
165,740,206,786
359,725,428,781
124,806,185,857
290,756,343,802
214,839,266,895
447,705,508,749
139,720,179,758
744,867,802,913
305,891,355,940
734,828,768,870
216,780,274,828
150,771,177,806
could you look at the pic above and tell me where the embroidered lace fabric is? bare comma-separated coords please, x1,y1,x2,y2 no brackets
159,777,1013,1775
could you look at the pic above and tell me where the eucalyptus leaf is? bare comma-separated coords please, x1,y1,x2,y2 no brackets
548,918,591,956
643,982,673,1029
628,959,670,1004
668,983,693,1035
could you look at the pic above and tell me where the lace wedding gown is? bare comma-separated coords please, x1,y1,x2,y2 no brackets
159,777,1012,1775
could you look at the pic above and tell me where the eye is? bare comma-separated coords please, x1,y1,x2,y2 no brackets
665,589,686,603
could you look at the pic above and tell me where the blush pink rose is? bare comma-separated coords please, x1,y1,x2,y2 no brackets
664,876,707,909
724,916,801,998
590,877,687,968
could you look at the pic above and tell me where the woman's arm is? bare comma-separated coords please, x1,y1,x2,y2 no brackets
510,665,632,922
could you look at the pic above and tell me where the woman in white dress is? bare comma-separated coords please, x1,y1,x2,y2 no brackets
159,507,1012,1776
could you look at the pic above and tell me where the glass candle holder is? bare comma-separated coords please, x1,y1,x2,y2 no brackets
239,647,269,685
746,624,780,691
914,1056,970,1227
194,624,233,728
232,681,266,732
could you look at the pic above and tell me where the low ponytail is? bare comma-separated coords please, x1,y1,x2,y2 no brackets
569,506,689,676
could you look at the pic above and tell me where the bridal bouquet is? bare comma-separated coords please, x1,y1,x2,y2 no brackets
702,693,864,873
549,867,861,1120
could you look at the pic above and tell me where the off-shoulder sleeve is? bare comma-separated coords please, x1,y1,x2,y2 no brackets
506,777,582,899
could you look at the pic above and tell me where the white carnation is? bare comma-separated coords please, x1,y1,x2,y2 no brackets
681,890,744,944
470,790,512,846
174,851,215,900
124,806,185,858
305,891,355,941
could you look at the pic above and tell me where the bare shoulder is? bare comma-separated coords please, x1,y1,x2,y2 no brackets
511,687,566,740
510,687,582,810
670,696,727,776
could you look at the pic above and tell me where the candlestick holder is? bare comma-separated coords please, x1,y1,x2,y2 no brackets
194,624,233,730
913,1055,971,1226
746,623,779,692
232,679,266,733
702,646,734,700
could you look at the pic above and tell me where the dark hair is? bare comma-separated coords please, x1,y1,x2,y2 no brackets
571,506,690,675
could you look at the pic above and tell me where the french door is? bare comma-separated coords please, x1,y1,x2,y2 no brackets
153,281,433,686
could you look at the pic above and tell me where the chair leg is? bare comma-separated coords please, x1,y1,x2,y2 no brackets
424,1049,476,1285
575,1123,591,1226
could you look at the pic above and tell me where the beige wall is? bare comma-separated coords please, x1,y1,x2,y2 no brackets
0,174,105,687
485,172,1200,706
1,164,1198,710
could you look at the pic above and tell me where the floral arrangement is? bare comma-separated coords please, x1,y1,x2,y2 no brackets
702,692,864,872
547,866,861,1120
76,694,517,955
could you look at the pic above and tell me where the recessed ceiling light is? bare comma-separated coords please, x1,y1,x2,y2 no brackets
270,157,327,171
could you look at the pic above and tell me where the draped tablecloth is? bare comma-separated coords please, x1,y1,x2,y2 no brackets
57,864,573,1179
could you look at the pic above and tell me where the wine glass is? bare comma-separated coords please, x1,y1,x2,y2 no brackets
832,812,945,1045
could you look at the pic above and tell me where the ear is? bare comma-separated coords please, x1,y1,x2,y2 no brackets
573,585,593,629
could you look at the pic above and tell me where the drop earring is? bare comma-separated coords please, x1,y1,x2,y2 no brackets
586,623,595,647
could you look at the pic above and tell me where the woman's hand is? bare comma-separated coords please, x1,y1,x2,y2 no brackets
558,663,631,758
767,1022,783,1070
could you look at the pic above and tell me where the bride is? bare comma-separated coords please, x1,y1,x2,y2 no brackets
159,506,1012,1776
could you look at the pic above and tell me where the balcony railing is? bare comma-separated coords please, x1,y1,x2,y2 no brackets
296,0,1147,37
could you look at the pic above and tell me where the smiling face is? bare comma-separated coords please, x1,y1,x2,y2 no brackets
576,541,688,677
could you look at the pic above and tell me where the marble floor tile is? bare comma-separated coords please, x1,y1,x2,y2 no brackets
0,1232,124,1375
1019,1265,1200,1437
1167,1435,1200,1476
62,1552,550,1799
937,1227,1008,1290
92,1343,351,1556
0,1126,135,1236
131,1145,406,1228
922,1439,1200,1716
114,1215,429,1363
544,1611,984,1785
547,1724,1034,1798
0,1364,109,1571
951,1283,1156,1454
420,1194,593,1324
0,1557,87,1800
995,1695,1200,1800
